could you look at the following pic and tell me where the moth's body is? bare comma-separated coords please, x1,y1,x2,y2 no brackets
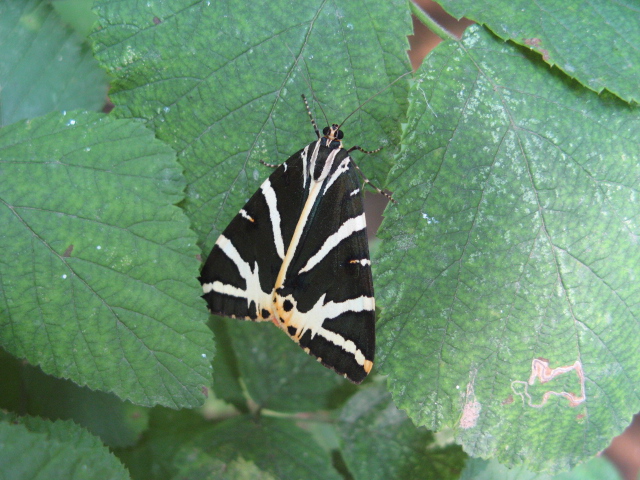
200,108,377,383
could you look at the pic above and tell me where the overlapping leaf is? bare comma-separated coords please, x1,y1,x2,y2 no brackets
0,112,213,408
118,409,342,480
0,0,106,126
436,0,640,103
460,457,621,480
91,0,412,251
21,362,150,448
90,0,413,419
376,25,640,472
0,413,130,480
199,416,342,480
223,319,348,413
337,384,466,480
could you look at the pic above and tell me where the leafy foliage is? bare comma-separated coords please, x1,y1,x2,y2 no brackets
3,349,150,448
0,0,106,126
460,457,622,480
337,384,467,479
91,0,411,250
222,319,348,413
117,408,343,480
0,111,212,408
0,412,130,480
436,0,640,103
377,24,640,472
0,0,636,478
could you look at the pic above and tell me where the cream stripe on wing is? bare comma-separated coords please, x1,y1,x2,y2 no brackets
350,259,371,267
293,293,375,366
316,148,340,182
201,235,273,318
274,178,323,290
301,145,309,189
239,209,254,222
323,157,351,195
210,235,251,282
308,141,322,183
202,281,245,297
274,145,342,290
298,213,367,274
260,179,285,260
317,329,366,366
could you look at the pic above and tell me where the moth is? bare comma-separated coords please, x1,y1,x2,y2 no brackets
200,95,393,383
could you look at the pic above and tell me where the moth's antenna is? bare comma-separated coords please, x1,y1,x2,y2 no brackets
338,70,412,130
283,43,330,127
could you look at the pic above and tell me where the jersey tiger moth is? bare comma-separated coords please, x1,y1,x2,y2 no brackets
199,95,393,384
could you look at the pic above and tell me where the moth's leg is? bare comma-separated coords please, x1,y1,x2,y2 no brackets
347,147,395,203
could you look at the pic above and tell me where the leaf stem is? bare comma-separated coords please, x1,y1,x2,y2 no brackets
409,1,457,42
261,409,335,423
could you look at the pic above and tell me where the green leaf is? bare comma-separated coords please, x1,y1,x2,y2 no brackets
172,455,278,480
0,0,107,126
90,0,412,250
0,347,148,448
209,319,246,411
224,318,351,413
52,0,99,39
22,362,150,448
460,456,621,480
119,409,341,480
0,111,213,408
436,0,640,103
194,416,340,480
0,413,130,480
116,408,208,480
376,25,640,472
197,416,342,480
337,384,466,480
550,457,621,480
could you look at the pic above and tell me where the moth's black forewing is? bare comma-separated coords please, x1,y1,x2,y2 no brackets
279,147,375,383
201,137,376,384
200,147,308,319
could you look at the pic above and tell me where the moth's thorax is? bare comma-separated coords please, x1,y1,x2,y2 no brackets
310,141,349,183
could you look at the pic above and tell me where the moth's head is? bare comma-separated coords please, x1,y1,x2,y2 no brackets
322,124,344,149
